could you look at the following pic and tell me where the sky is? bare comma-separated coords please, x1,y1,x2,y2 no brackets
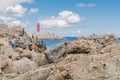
0,0,120,37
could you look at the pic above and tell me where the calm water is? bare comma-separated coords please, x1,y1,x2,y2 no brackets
40,37,120,48
118,38,120,40
40,37,77,48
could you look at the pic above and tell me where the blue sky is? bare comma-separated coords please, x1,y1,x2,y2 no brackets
0,0,120,37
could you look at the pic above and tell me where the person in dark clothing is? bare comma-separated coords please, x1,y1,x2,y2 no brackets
21,27,25,36
36,36,38,41
32,34,34,39
41,40,43,44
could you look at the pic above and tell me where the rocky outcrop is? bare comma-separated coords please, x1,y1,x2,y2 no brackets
31,38,46,53
0,24,48,79
31,52,48,66
43,34,118,63
1,24,120,80
0,24,46,52
9,52,120,80
44,43,67,63
12,57,38,74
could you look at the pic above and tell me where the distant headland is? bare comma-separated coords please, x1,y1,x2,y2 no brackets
27,32,65,40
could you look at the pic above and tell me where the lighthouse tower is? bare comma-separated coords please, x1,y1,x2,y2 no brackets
37,22,40,32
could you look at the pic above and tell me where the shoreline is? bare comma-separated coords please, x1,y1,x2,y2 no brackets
27,32,65,40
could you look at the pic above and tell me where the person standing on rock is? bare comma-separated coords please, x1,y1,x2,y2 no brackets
36,35,38,41
11,39,16,49
21,27,25,36
20,27,25,43
32,34,34,39
41,40,44,45
29,43,35,51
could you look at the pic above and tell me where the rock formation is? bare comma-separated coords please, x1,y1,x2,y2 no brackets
1,24,120,80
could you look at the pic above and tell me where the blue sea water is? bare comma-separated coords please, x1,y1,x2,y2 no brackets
117,37,120,40
40,37,120,48
41,37,77,48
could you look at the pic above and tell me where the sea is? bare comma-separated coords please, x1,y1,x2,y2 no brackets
41,37,120,48
41,37,77,48
118,38,120,40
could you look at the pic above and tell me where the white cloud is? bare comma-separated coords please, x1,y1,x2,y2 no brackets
40,10,81,28
0,0,33,26
72,30,81,34
76,3,96,8
6,5,27,17
10,20,22,26
7,20,29,27
0,0,33,12
29,8,39,14
0,16,15,22
77,30,81,33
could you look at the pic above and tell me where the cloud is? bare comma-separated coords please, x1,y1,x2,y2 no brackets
10,20,22,26
76,30,81,33
0,16,15,22
72,30,81,34
76,3,96,8
7,20,29,27
6,5,27,17
0,0,34,27
0,0,33,12
29,8,39,14
40,10,81,28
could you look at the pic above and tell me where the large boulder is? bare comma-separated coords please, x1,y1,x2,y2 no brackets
0,60,8,73
10,66,54,80
5,48,32,60
44,43,67,63
12,57,38,74
10,65,68,80
0,33,120,80
10,50,120,80
66,40,91,54
89,34,117,46
20,50,32,58
31,52,48,66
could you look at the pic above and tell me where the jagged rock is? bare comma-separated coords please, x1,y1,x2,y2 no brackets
100,43,120,54
0,75,7,80
1,30,120,80
32,39,47,53
9,65,67,80
11,66,53,80
89,34,117,46
2,64,17,74
31,52,48,66
0,60,8,69
11,53,20,60
12,57,38,74
77,36,88,40
6,48,31,60
44,43,67,63
66,40,91,54
4,73,18,79
20,50,32,58
0,59,8,74
0,38,10,54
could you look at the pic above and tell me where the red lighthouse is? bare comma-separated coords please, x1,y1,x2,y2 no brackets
37,22,40,32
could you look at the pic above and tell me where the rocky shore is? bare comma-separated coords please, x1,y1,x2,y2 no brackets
1,24,120,80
